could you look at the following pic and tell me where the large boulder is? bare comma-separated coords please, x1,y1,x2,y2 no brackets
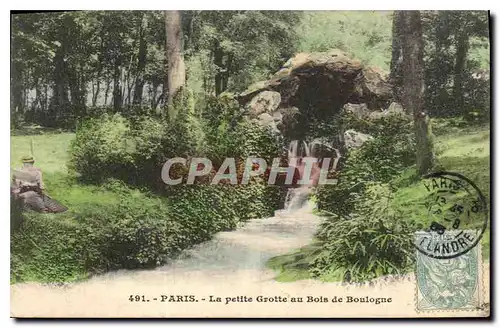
343,129,373,149
252,113,280,135
245,91,281,117
367,102,407,120
343,101,408,120
343,103,370,119
360,67,392,109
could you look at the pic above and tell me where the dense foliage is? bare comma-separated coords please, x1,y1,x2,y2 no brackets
68,91,283,187
11,11,489,129
422,11,490,120
313,183,418,282
316,112,416,214
11,11,300,128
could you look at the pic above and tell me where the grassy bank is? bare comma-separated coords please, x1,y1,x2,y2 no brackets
392,126,490,258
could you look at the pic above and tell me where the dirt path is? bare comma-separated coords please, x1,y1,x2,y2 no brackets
10,203,489,318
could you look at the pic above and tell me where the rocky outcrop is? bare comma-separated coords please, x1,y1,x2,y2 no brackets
343,129,374,149
252,112,280,134
343,103,371,119
343,101,407,120
238,50,393,137
238,50,392,115
367,102,406,120
245,91,281,117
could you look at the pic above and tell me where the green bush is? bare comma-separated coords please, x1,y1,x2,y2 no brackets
200,95,284,169
315,158,368,216
202,96,245,167
238,121,284,162
431,116,473,136
11,214,87,283
311,183,418,282
68,113,134,183
127,116,168,162
339,111,414,138
69,110,207,189
316,136,415,214
168,181,281,240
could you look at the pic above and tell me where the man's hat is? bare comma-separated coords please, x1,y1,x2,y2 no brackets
21,155,35,163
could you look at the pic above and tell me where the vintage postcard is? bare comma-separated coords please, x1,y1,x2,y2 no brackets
10,10,490,318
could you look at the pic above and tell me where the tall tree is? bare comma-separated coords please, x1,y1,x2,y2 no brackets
389,11,404,103
133,12,148,105
164,10,186,119
395,10,434,175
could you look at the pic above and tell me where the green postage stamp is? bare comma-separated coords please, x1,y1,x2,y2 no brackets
416,232,483,311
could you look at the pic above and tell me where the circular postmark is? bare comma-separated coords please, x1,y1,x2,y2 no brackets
413,171,488,259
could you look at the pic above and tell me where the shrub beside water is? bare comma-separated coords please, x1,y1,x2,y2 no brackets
312,183,417,282
11,189,173,283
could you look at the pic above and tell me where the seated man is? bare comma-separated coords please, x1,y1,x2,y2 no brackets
11,156,66,213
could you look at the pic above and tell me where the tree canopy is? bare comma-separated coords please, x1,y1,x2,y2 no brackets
11,10,490,128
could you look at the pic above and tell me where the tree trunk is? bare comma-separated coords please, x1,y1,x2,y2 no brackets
184,11,196,56
397,10,434,175
453,32,469,115
390,11,405,104
164,10,186,118
68,65,86,118
92,35,106,108
43,83,49,112
68,68,79,104
113,58,122,112
133,13,148,105
92,79,101,107
104,77,111,107
125,55,134,107
52,47,69,110
23,77,28,111
79,71,87,116
222,53,232,92
11,80,24,117
33,78,42,111
151,82,159,109
126,76,133,107
155,91,164,109
121,66,126,108
214,44,224,96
